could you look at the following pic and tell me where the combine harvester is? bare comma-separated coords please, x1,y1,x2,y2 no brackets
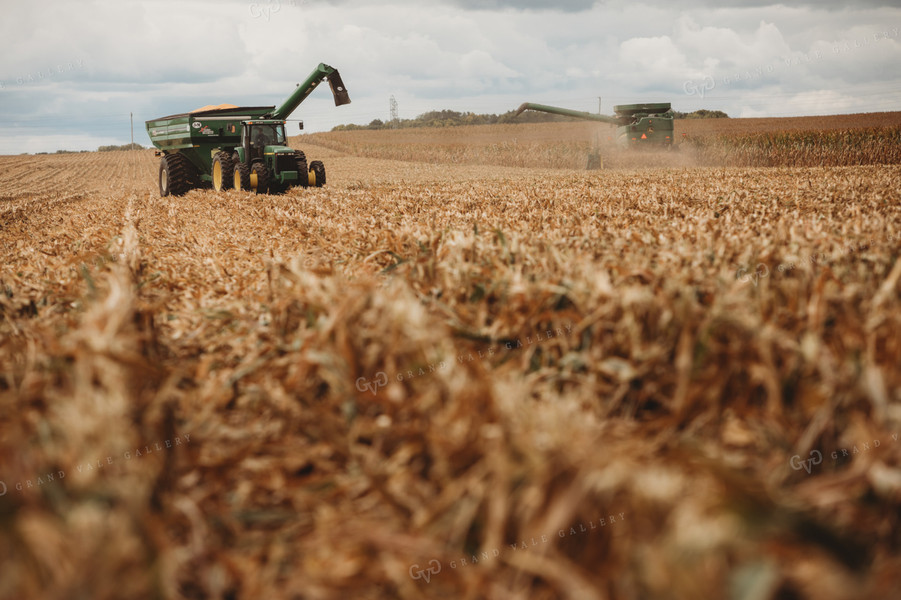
146,63,350,196
514,102,675,167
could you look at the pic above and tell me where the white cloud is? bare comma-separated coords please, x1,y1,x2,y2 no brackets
737,89,857,117
460,50,520,81
620,36,689,74
672,17,791,71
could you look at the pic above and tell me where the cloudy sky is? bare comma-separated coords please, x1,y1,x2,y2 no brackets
0,0,899,154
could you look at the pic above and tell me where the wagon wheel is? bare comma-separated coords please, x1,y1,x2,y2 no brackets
158,153,193,197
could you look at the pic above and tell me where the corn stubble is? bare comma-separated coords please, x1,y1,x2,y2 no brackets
1,132,900,600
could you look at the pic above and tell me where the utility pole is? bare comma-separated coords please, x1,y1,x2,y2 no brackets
130,112,134,146
598,97,601,114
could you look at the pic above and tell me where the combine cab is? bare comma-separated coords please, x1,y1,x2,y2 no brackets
146,63,350,196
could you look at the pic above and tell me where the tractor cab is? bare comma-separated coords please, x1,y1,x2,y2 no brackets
244,121,288,159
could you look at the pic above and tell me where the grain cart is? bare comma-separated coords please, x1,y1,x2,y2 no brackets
146,63,350,196
513,102,675,149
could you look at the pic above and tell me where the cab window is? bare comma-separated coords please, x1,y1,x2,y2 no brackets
250,124,285,148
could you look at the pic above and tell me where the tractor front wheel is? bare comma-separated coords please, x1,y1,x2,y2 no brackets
293,151,308,188
250,162,270,195
212,151,233,192
233,162,250,191
309,160,326,188
159,153,193,197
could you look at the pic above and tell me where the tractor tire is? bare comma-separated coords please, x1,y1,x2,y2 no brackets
212,151,233,192
159,153,193,197
233,162,250,191
250,162,270,195
309,160,326,188
293,150,308,188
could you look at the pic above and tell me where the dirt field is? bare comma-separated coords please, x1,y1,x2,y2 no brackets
1,118,901,599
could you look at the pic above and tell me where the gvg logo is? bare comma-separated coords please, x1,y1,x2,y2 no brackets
249,0,281,20
356,372,388,395
249,0,304,20
683,76,715,98
791,436,892,475
790,450,823,474
409,559,441,583
736,263,769,287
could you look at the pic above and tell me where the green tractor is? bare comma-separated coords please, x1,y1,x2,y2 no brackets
146,63,350,196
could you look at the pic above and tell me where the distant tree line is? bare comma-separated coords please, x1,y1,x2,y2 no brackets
34,149,92,155
332,109,588,131
333,108,728,131
98,143,145,152
672,109,729,119
33,143,145,155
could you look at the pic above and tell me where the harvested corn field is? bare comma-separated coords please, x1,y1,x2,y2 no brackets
1,126,901,600
306,111,901,169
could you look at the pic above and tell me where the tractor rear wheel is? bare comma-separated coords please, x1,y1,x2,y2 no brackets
233,162,250,191
250,162,270,195
293,151,308,188
212,151,233,191
309,160,326,187
159,153,193,197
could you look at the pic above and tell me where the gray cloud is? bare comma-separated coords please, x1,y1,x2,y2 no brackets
445,0,599,11
674,0,897,6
